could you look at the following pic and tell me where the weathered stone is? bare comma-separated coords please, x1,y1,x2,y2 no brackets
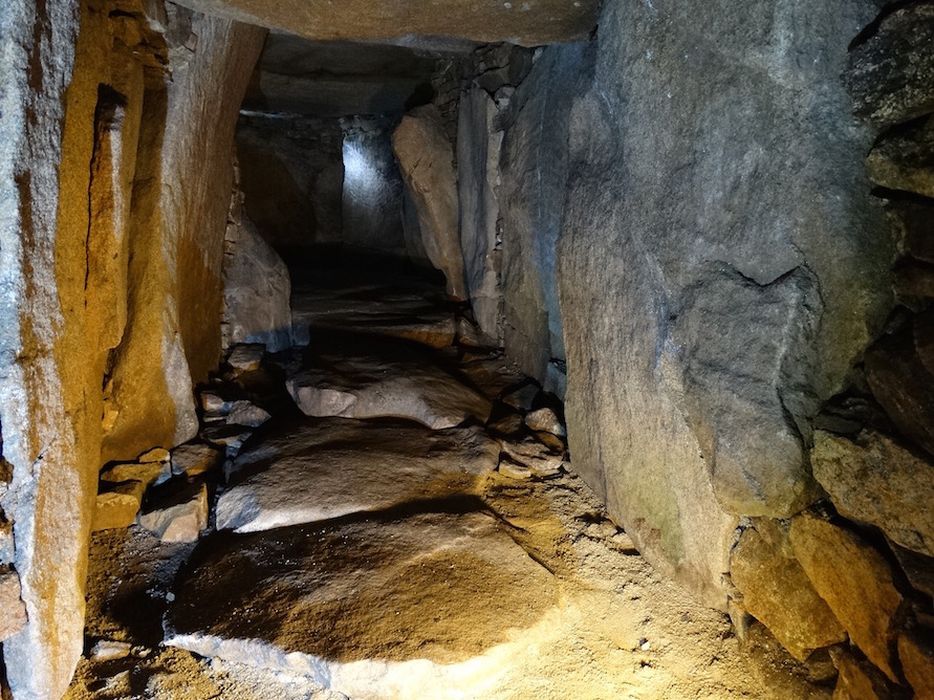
501,383,539,412
730,527,846,661
556,0,890,606
138,447,170,463
0,521,12,564
100,460,170,488
846,3,934,128
286,353,491,430
0,572,27,642
166,510,559,698
501,439,564,478
789,516,902,681
866,116,934,198
138,482,209,543
171,0,600,46
458,87,504,342
170,443,222,477
199,390,231,414
217,419,499,532
226,343,265,373
90,640,132,662
222,212,293,354
92,480,146,531
392,106,466,300
524,407,565,437
898,631,934,699
487,413,525,437
225,400,271,428
455,316,491,349
498,460,533,480
830,648,892,700
201,424,253,458
812,430,934,556
865,326,934,457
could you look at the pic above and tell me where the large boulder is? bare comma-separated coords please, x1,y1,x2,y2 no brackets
392,106,467,300
789,515,902,681
171,0,600,46
554,0,892,605
222,210,293,354
811,430,934,556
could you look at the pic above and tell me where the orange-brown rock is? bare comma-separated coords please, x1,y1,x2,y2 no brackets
898,632,934,698
789,516,902,681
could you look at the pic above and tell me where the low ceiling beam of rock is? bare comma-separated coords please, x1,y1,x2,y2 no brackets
171,0,602,46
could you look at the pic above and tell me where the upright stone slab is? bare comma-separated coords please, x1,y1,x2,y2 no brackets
556,0,892,605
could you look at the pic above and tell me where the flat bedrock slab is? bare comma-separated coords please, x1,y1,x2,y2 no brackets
165,510,559,698
217,418,501,533
286,353,492,430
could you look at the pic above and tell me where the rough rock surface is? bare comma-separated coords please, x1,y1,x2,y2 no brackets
554,0,892,606
170,443,222,477
845,2,934,128
866,115,934,198
789,516,902,681
217,419,499,532
392,106,467,300
139,483,209,543
830,648,891,700
811,430,934,556
0,572,27,642
222,211,293,354
898,632,934,698
525,408,565,437
167,509,560,695
92,481,146,531
286,353,491,430
730,527,845,661
291,283,456,349
171,0,600,46
865,326,934,457
457,88,504,342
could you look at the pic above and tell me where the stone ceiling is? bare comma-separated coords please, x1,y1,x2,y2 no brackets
172,0,601,46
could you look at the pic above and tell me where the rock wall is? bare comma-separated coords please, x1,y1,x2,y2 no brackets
236,113,344,256
0,1,262,697
472,0,934,694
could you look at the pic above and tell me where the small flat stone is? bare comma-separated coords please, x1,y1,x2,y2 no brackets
100,461,170,488
201,424,253,458
790,515,902,681
170,443,222,477
487,412,524,436
456,317,490,348
533,431,566,454
498,459,533,480
524,407,565,437
138,447,170,463
226,400,271,428
200,391,231,413
501,439,564,478
92,480,146,531
0,572,27,642
90,640,132,662
139,483,209,543
227,343,265,372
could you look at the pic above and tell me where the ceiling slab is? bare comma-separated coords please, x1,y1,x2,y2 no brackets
172,0,601,46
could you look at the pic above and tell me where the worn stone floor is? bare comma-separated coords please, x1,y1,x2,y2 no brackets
66,260,832,699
